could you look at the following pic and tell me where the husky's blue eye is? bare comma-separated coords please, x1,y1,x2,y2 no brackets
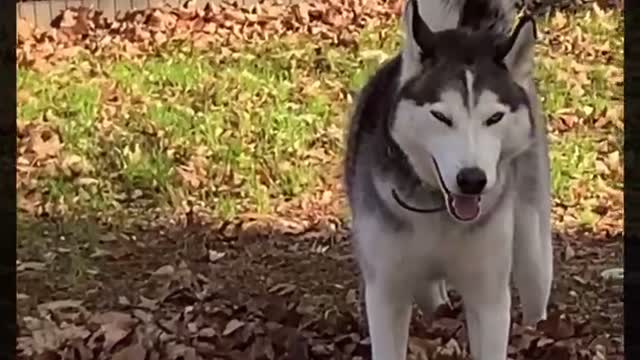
430,110,453,127
485,112,505,126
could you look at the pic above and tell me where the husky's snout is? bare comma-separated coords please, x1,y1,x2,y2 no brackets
431,159,485,222
448,167,487,222
456,167,487,195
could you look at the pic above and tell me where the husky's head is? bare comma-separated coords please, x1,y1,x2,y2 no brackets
391,0,538,223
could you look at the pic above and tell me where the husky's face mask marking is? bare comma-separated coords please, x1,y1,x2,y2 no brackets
391,0,537,223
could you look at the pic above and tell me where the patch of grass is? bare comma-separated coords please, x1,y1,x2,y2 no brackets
17,8,623,229
119,144,174,193
550,133,598,202
534,7,623,130
535,55,622,127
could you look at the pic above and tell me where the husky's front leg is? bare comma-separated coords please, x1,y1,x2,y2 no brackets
365,276,413,360
455,226,513,360
462,284,511,360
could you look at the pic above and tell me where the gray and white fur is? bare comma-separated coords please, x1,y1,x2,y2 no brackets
343,0,553,359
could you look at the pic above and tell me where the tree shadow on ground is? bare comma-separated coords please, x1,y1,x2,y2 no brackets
17,215,622,359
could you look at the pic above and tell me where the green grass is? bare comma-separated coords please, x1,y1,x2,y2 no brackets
535,8,623,130
17,7,623,229
550,133,598,201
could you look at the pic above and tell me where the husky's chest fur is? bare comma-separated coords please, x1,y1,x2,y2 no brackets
354,164,517,286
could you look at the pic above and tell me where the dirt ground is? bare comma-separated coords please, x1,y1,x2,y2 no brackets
17,217,622,359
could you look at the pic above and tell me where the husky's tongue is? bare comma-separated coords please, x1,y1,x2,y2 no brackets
450,195,481,221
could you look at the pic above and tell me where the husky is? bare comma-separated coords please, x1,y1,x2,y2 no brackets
343,0,553,359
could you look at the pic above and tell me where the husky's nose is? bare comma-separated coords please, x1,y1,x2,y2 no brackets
456,167,487,195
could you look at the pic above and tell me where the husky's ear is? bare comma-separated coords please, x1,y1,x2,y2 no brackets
404,0,436,59
496,15,537,84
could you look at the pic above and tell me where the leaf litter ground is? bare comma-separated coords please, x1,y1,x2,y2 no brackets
17,0,623,359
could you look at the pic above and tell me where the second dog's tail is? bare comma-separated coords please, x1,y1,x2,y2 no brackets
399,0,518,84
403,0,517,34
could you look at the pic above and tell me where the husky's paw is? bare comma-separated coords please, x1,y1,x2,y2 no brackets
520,287,550,327
522,308,547,327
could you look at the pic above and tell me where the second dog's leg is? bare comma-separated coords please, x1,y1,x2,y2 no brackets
415,280,449,320
357,278,369,334
513,206,553,326
365,278,413,360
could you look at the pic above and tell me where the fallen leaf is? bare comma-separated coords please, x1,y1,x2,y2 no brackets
152,265,175,276
37,299,84,315
89,311,137,328
601,267,623,281
198,327,216,338
112,343,146,360
27,126,63,160
538,311,575,340
223,319,245,336
102,323,133,352
268,283,296,296
564,244,576,261
18,18,34,42
17,261,47,272
166,343,197,360
208,250,225,262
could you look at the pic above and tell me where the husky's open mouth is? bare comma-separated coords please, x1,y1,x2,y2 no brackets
431,158,481,222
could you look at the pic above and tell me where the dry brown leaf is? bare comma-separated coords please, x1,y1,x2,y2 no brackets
64,339,93,360
208,250,225,262
152,264,176,276
606,151,621,172
408,337,437,360
564,244,576,261
268,283,296,296
27,127,63,160
198,327,216,338
58,324,91,342
177,165,202,189
433,338,463,359
167,343,198,360
28,319,63,355
112,343,147,360
17,261,47,272
90,311,137,328
37,299,84,315
223,319,245,336
538,312,576,340
18,18,34,43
